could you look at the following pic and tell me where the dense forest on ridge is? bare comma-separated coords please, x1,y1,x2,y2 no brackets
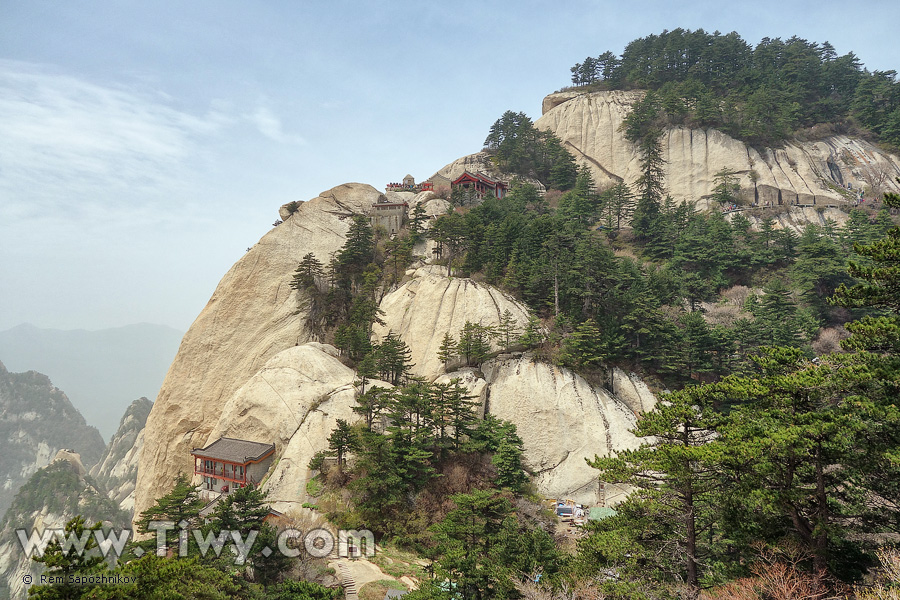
569,29,900,148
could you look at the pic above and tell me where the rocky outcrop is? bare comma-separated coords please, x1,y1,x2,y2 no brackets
89,397,152,517
536,90,900,209
0,452,128,600
481,356,647,505
736,204,850,232
0,361,105,520
610,368,657,415
201,343,391,513
134,183,384,523
373,266,533,380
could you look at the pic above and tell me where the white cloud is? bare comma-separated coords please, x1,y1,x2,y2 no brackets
0,60,229,224
246,105,306,145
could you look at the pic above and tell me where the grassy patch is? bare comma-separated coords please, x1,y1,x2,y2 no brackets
359,580,406,600
370,544,427,580
306,474,324,498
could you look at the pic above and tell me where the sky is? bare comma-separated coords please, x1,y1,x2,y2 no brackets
2,0,899,333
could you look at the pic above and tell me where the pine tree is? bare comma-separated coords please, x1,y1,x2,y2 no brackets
353,386,391,431
207,485,289,585
436,332,458,368
492,430,528,492
588,383,724,592
409,202,428,242
601,182,636,231
677,310,714,376
518,316,544,348
134,474,204,555
631,132,667,245
428,490,515,600
336,215,375,286
355,351,377,395
429,212,469,277
718,348,874,574
290,252,325,291
328,418,357,468
710,167,741,207
495,309,521,351
751,279,805,348
375,331,414,385
30,516,105,600
446,379,479,451
791,224,851,314
457,321,495,366
560,320,606,370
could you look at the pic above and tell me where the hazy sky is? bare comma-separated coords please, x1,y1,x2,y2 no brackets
2,0,899,332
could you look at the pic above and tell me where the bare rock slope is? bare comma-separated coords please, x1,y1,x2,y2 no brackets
204,343,391,514
133,180,658,517
537,90,900,209
482,357,650,504
89,397,152,517
133,183,383,521
373,265,533,380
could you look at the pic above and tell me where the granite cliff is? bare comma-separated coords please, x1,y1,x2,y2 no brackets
536,90,900,209
134,183,384,521
88,397,152,518
133,184,657,523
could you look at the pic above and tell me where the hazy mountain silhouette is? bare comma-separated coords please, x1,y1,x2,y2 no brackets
0,323,182,439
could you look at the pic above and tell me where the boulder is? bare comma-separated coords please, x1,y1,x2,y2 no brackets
611,368,657,414
201,343,390,513
481,356,644,505
374,267,533,380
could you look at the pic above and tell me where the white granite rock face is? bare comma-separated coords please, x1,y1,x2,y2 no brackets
134,183,383,523
200,344,392,513
373,266,533,380
536,90,900,209
481,357,647,505
611,367,657,415
89,398,151,516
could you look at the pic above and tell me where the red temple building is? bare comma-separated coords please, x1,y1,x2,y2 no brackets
191,437,275,499
450,171,508,200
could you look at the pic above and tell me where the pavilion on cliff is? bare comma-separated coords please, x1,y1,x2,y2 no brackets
191,437,275,498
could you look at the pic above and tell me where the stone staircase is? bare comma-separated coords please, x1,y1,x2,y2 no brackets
337,562,359,600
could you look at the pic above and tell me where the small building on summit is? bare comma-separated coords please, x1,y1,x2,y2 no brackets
191,437,275,499
451,171,508,200
385,174,434,194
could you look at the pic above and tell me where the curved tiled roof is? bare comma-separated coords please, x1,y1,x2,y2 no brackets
191,437,275,464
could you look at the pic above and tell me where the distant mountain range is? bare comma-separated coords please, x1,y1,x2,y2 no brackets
0,323,183,439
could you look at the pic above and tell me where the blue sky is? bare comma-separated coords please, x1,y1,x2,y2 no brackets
2,0,899,332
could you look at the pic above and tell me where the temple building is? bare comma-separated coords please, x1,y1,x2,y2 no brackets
191,437,275,499
450,171,508,200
